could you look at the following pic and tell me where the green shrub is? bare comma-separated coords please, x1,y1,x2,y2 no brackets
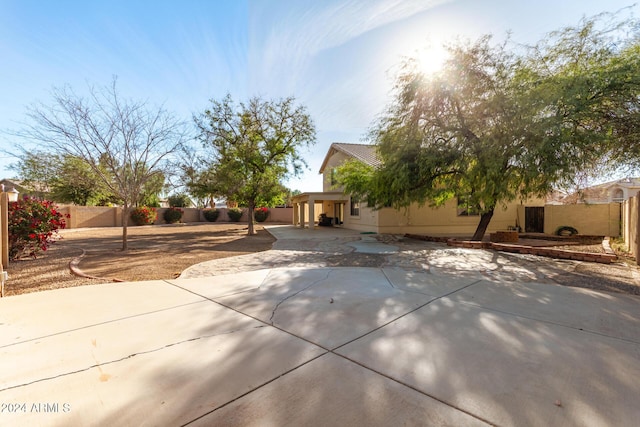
254,207,269,222
227,207,243,222
130,206,157,226
8,197,69,260
555,225,578,236
163,207,183,224
203,208,219,222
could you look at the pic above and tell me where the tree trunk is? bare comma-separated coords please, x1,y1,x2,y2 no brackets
247,200,256,236
471,208,494,241
121,203,129,251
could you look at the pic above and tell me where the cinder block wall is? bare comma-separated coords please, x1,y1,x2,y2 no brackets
543,203,620,237
58,205,292,228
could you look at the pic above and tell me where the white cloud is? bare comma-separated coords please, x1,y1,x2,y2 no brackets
247,0,452,95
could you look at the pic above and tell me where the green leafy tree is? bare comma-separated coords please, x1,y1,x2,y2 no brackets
12,151,116,205
16,78,187,250
137,169,166,208
340,37,547,240
338,13,640,241
195,95,316,235
178,148,221,208
52,155,114,205
522,13,640,176
167,193,191,207
10,150,59,199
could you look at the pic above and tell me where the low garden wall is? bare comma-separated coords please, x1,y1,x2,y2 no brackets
58,205,293,229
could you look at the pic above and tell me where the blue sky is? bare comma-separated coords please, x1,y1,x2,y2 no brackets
0,0,636,192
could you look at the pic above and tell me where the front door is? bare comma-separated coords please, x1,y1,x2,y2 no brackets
525,207,545,233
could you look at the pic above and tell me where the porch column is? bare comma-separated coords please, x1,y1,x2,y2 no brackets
300,202,306,229
308,198,315,230
292,202,299,226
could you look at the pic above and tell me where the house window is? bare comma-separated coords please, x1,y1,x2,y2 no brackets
350,197,360,216
330,168,338,186
612,188,624,202
457,196,480,216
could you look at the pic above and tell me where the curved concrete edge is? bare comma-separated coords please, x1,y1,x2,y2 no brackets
69,248,125,283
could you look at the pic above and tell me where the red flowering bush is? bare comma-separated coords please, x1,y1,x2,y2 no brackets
8,197,69,260
253,207,269,223
130,206,157,226
163,207,183,224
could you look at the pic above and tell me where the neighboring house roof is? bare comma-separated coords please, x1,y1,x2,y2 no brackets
1,178,50,198
551,177,640,204
591,177,640,190
318,143,381,173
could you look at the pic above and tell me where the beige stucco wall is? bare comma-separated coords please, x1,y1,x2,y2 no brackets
341,201,379,232
322,151,350,192
342,200,621,237
543,203,620,236
59,206,293,228
375,199,538,236
61,206,123,228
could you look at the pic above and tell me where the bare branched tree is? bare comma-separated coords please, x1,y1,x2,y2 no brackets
15,78,188,250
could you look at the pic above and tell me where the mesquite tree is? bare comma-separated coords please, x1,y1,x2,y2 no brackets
337,13,640,241
195,95,316,235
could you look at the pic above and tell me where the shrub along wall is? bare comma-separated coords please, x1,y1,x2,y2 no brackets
58,206,293,228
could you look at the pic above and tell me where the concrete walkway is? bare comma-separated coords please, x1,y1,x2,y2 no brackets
1,226,640,426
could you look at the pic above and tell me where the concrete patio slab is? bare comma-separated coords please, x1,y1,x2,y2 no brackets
337,297,640,427
191,352,490,427
266,224,363,240
0,282,325,426
0,280,205,347
1,300,256,389
173,267,437,349
449,279,640,342
170,269,273,299
382,267,481,297
2,224,639,426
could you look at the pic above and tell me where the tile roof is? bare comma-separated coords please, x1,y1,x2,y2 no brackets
319,143,380,173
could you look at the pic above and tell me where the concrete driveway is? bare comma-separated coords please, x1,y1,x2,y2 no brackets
1,226,639,426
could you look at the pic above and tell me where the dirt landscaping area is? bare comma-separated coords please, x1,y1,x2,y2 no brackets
4,223,275,296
